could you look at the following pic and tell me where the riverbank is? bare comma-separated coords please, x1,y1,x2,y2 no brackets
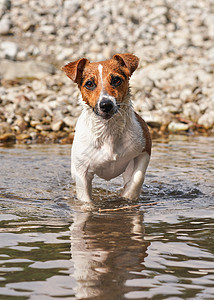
0,0,213,145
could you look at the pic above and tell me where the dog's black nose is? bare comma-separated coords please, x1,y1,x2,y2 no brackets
99,99,114,113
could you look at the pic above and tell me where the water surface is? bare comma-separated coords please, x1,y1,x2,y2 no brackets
0,136,214,299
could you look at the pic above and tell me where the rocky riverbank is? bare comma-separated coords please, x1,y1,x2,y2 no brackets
0,0,214,145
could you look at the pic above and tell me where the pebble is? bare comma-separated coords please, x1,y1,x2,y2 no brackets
51,120,65,131
0,0,11,16
182,103,201,122
30,108,46,121
198,111,214,129
35,124,52,131
16,133,31,142
168,122,189,133
180,89,192,102
0,133,16,144
0,122,11,134
1,41,18,60
63,116,77,128
12,119,28,133
56,48,74,61
0,15,11,35
140,111,172,128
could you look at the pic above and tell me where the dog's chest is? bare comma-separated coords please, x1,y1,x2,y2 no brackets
89,133,143,180
72,108,145,180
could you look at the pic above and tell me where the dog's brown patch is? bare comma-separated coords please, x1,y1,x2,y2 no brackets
135,112,152,155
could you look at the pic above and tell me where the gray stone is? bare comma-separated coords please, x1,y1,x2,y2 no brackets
0,121,11,134
16,50,28,61
0,0,11,17
30,108,46,121
182,103,201,122
51,120,65,131
140,111,172,127
40,25,56,35
63,116,77,128
35,124,51,131
0,15,11,35
56,48,74,61
63,0,80,15
198,111,214,129
180,89,192,102
1,41,18,60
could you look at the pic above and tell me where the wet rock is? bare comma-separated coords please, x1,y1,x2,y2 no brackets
168,122,189,133
0,133,16,144
16,133,31,142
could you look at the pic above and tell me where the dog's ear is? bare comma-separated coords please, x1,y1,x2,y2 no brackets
112,53,139,76
61,58,89,84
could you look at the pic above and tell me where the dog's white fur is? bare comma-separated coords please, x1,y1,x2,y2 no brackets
71,94,150,203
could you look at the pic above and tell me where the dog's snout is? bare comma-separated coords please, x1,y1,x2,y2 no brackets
99,99,114,113
95,96,118,119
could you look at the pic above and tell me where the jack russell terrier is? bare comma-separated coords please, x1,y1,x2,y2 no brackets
62,53,151,204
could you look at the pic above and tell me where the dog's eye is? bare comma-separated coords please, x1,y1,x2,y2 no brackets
111,76,122,87
85,80,96,90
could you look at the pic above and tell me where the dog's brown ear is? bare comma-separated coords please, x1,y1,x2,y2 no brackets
112,53,139,76
61,58,89,84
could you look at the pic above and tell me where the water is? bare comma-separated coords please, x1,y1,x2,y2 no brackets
0,136,213,300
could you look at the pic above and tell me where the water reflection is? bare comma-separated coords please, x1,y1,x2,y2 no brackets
0,211,213,299
70,210,150,299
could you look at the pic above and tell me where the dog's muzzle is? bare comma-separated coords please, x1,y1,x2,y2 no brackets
94,97,118,120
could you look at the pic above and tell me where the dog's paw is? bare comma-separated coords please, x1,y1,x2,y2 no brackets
120,189,139,201
80,202,95,212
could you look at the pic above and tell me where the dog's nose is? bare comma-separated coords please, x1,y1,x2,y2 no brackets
99,99,114,113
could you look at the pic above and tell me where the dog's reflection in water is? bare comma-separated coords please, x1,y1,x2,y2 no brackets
70,210,150,299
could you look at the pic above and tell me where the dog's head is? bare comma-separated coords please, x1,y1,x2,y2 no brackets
62,53,139,120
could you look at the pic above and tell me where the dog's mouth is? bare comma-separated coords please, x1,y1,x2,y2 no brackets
93,101,119,120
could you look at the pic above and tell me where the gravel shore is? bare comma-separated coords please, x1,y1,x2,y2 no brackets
0,0,213,144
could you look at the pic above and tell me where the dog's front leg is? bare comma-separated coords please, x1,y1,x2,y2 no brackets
74,170,94,203
121,152,150,200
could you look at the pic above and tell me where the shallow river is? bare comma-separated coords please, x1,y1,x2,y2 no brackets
0,135,214,300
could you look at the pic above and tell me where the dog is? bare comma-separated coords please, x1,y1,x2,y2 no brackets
62,53,151,204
